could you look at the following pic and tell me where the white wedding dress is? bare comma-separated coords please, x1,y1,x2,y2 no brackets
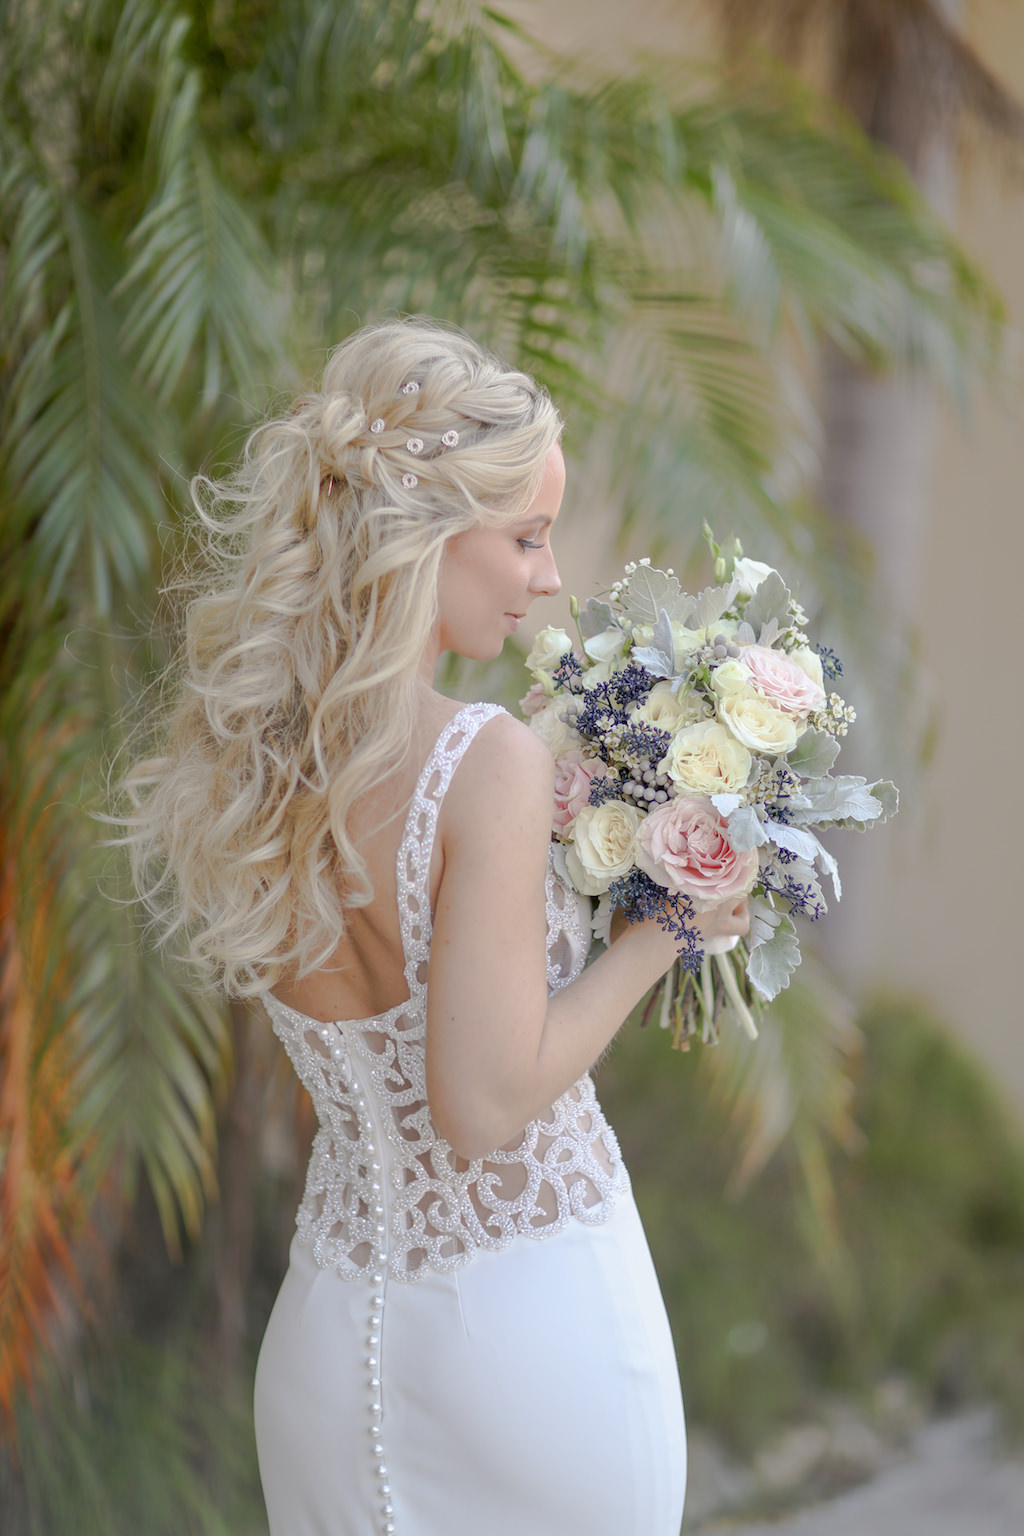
254,703,686,1535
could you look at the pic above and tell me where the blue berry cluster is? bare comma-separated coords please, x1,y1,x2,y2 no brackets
607,869,704,971
761,763,802,824
813,643,844,681
761,863,825,920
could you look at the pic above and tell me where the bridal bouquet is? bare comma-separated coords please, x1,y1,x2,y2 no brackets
521,533,897,1048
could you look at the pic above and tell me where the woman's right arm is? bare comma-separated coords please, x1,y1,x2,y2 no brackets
425,715,748,1159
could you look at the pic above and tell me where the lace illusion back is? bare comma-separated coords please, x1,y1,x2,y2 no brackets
262,702,627,1282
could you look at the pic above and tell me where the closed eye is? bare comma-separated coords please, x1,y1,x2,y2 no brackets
518,538,542,549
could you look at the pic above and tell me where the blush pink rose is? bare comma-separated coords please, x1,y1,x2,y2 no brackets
741,645,825,716
519,682,549,717
635,796,759,911
552,754,601,835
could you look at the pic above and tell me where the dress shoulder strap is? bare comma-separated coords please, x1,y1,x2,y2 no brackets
396,702,506,993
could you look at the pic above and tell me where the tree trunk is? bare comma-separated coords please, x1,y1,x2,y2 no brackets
813,0,960,985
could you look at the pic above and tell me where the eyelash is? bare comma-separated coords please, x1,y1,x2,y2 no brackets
518,538,541,550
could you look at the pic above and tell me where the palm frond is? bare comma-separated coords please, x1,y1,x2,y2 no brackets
3,1337,263,1534
702,955,862,1194
1,194,164,617
120,142,289,407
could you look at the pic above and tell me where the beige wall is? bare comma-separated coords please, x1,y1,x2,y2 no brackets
498,0,1024,1113
879,0,1024,1108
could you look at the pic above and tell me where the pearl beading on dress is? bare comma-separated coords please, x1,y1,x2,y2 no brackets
262,703,629,1534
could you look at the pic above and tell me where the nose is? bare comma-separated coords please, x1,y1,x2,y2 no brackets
529,546,561,599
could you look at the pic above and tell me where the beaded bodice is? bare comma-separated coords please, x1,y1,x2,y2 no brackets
263,702,627,1283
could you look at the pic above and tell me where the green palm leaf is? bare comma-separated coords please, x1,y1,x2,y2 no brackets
120,142,287,407
1,196,163,616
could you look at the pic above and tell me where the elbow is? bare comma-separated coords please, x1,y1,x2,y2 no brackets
428,1090,524,1162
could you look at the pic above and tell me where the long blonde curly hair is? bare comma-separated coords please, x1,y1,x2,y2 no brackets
121,317,563,997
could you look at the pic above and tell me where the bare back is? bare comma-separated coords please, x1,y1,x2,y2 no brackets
272,692,464,1024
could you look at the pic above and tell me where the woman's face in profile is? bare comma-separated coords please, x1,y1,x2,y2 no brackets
436,445,565,662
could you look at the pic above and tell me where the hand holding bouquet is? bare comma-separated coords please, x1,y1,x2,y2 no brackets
521,533,898,1048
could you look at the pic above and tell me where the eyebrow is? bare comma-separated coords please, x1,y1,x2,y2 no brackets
514,514,555,528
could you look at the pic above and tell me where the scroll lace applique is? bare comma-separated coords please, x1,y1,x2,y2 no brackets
263,703,627,1281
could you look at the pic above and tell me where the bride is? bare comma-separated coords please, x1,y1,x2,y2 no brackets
123,317,749,1535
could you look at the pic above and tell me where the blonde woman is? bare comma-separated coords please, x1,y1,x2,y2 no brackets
123,318,748,1535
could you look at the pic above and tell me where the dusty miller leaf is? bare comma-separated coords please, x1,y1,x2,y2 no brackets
869,781,899,821
767,854,827,915
578,597,616,640
590,893,613,947
757,617,780,648
787,728,840,778
725,805,766,851
813,838,841,901
743,569,791,633
632,646,674,678
692,579,738,631
736,620,757,645
633,608,675,676
764,819,820,862
621,565,694,626
787,775,896,829
711,792,743,818
653,608,675,656
746,902,802,1000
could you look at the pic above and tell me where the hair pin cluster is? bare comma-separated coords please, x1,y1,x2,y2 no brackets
363,383,461,488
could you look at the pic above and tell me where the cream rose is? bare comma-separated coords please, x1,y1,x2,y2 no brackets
716,688,802,755
630,681,707,732
565,800,641,895
526,625,575,678
581,656,619,689
788,645,825,692
709,657,754,697
635,796,759,911
742,644,825,717
658,719,752,796
528,695,578,759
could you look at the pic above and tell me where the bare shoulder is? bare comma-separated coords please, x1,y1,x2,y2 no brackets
442,711,555,841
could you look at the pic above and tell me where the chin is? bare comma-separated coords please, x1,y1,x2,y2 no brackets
472,638,507,662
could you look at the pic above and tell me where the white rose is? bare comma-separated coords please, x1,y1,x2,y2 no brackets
630,681,709,732
709,657,754,697
564,801,642,895
788,645,825,692
582,625,627,665
659,719,753,795
526,625,575,678
732,557,778,598
716,689,802,755
581,656,619,689
528,695,578,759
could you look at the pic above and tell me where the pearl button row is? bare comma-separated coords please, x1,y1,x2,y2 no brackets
312,1019,395,1532
366,1130,395,1533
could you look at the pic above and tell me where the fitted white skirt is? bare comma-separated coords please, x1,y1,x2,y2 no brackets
254,1186,686,1536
